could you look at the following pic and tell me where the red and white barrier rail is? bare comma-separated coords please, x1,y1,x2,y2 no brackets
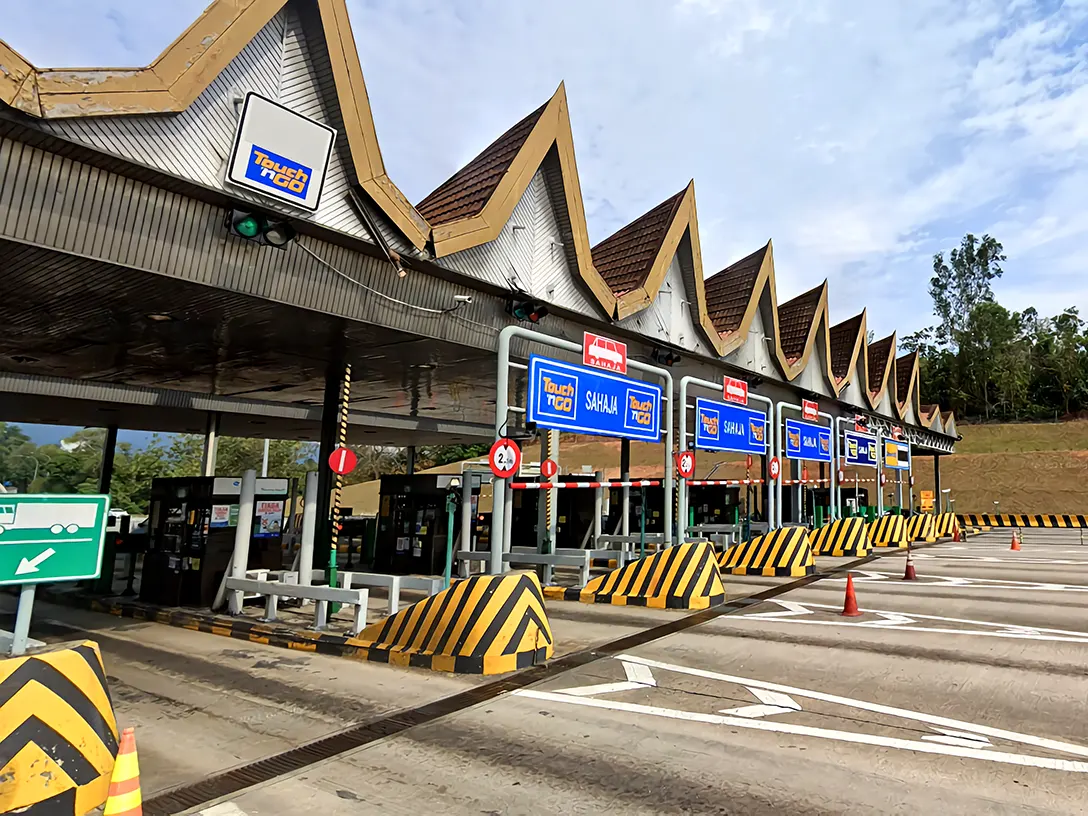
509,480,661,490
781,478,832,486
686,478,765,486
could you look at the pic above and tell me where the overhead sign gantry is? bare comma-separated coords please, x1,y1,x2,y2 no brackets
491,326,673,577
678,375,772,542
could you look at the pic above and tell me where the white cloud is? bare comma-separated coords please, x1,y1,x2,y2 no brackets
5,0,1087,339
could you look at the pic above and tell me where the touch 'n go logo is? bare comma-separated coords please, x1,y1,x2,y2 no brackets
245,145,312,200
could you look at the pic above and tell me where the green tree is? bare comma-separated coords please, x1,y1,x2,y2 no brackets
930,233,1006,350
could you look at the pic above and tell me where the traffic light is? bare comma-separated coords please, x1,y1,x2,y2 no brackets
652,347,681,366
225,209,296,249
507,299,549,323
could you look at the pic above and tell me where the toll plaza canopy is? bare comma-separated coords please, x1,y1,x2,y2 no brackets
0,0,957,457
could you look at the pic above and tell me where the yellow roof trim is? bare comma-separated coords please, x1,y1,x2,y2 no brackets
866,332,897,410
0,0,430,250
611,182,724,354
430,83,616,315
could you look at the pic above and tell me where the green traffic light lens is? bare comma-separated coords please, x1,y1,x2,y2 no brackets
236,216,261,238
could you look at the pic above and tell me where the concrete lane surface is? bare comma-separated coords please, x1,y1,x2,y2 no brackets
10,529,1088,814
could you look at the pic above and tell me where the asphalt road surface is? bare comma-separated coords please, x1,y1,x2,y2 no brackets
10,528,1088,814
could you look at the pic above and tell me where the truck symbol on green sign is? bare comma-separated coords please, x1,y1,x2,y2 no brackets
0,494,110,586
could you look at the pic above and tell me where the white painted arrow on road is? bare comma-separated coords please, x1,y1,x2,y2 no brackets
15,547,56,575
553,660,657,697
720,687,801,719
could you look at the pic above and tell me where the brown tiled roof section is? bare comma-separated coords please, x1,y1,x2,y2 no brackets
941,410,954,423
896,352,917,403
868,335,894,393
829,312,864,381
591,190,685,296
777,283,824,361
704,244,768,334
920,404,939,422
415,102,547,226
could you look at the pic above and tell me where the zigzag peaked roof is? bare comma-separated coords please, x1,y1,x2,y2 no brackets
0,1,957,438
415,84,616,315
0,0,432,249
705,243,769,340
592,190,685,306
829,311,867,385
867,333,897,407
895,351,920,420
589,183,723,351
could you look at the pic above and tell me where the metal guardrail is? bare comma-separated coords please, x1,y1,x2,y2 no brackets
224,577,368,634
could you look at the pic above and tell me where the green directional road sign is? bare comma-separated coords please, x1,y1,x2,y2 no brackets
0,494,110,586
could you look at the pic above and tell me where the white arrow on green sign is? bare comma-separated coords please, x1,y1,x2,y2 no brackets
0,495,110,586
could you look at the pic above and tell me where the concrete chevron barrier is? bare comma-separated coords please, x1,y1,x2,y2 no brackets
906,514,937,543
957,513,1088,528
0,641,119,815
809,517,871,557
868,515,909,548
346,571,554,674
544,541,726,610
934,512,959,538
718,526,815,577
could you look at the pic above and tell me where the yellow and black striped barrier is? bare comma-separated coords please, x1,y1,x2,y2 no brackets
544,541,726,610
868,515,909,548
958,513,1088,528
906,514,937,543
809,517,870,557
347,571,554,674
718,526,815,577
0,641,119,815
934,512,959,538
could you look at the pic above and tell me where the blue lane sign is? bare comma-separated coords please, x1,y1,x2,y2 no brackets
694,398,767,454
842,430,878,468
527,355,661,443
784,418,832,462
883,438,911,470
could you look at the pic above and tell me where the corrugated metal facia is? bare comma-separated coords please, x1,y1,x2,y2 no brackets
618,254,709,355
838,358,867,409
0,135,498,349
792,330,834,398
440,165,602,317
24,2,370,243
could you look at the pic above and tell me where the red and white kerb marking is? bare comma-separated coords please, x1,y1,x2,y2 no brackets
687,478,766,486
510,480,660,490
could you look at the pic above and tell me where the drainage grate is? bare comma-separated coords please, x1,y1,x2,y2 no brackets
143,553,881,814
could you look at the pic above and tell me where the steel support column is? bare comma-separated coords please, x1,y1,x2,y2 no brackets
934,454,942,512
98,424,118,495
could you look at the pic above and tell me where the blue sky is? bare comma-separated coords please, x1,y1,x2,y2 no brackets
4,0,1088,343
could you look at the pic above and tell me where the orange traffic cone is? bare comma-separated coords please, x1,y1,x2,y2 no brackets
842,574,862,617
103,727,142,816
952,523,961,543
1010,529,1021,551
903,545,917,581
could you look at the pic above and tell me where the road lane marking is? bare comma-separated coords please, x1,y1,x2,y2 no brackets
829,571,1088,592
614,655,1088,759
516,689,1088,773
553,659,657,697
731,601,1088,643
720,688,801,719
517,656,1088,772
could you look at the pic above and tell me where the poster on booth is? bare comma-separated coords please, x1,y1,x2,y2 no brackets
253,500,285,538
527,355,661,442
210,504,233,528
694,397,766,454
784,419,831,462
842,430,878,468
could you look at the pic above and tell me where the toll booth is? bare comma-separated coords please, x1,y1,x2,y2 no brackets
686,485,743,525
374,474,470,575
605,485,667,536
510,474,604,549
140,476,290,607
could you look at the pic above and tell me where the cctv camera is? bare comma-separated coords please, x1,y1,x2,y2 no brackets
453,294,473,304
